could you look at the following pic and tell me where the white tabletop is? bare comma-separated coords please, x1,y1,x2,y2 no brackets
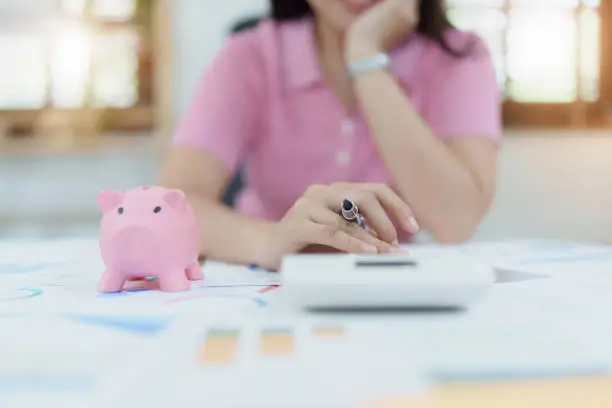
2,238,612,407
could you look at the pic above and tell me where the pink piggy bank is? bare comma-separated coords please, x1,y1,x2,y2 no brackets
97,186,202,293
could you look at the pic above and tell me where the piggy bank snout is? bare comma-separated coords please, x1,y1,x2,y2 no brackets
111,225,156,254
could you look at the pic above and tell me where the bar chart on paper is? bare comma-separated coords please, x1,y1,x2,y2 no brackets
106,318,424,407
196,323,347,366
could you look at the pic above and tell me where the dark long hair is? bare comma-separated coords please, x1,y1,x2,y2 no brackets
270,0,469,58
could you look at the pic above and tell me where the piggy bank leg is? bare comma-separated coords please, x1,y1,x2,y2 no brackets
97,270,126,293
186,262,204,281
158,273,190,292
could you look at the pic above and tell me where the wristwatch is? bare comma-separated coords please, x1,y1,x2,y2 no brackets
347,52,392,78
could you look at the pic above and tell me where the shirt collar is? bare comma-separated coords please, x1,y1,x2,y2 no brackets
281,17,322,91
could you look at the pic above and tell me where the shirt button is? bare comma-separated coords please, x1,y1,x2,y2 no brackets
341,119,355,136
335,150,351,167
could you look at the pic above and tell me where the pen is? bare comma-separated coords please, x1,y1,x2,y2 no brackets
341,199,364,227
342,198,404,251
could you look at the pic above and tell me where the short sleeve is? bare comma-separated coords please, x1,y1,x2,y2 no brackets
171,31,264,173
423,34,502,144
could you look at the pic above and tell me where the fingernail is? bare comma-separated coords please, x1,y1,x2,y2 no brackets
406,216,419,232
390,247,407,254
362,244,378,254
392,239,400,247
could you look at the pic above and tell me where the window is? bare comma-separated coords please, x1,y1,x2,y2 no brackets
448,0,612,127
0,0,155,135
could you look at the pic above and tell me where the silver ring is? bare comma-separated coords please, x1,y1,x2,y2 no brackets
341,199,364,227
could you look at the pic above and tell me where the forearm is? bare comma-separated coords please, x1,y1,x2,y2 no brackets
353,70,486,241
184,191,276,266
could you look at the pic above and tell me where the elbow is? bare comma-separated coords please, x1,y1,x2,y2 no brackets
430,226,475,245
423,190,493,244
425,210,486,245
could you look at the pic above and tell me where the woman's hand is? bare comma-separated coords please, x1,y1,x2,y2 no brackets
346,0,419,61
259,183,419,270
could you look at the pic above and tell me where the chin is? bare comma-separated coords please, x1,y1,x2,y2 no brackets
309,0,359,34
324,14,358,34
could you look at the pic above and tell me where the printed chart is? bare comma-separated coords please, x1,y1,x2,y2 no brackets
0,238,281,407
96,314,425,407
0,243,279,316
196,324,346,366
0,288,43,302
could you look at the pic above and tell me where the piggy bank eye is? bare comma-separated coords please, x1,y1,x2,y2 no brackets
153,206,162,214
117,207,124,215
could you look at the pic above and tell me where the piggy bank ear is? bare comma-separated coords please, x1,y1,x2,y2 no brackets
163,189,187,213
97,190,124,213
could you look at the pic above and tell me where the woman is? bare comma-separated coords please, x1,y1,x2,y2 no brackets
159,0,501,270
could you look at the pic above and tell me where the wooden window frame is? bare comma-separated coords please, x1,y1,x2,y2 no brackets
0,0,170,136
4,1,608,136
503,0,612,129
450,0,612,129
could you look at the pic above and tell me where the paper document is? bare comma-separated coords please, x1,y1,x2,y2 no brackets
0,238,279,315
114,268,612,390
404,239,612,265
0,314,145,408
3,237,612,395
97,310,427,407
0,281,276,316
405,239,612,283
201,261,280,287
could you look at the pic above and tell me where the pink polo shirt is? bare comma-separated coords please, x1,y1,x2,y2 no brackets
172,17,501,223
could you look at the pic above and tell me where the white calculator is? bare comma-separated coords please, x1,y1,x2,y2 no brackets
280,254,494,310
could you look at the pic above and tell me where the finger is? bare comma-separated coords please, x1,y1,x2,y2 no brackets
351,191,399,245
321,186,399,244
302,221,378,255
350,224,404,254
367,227,379,239
347,225,405,253
309,207,401,253
366,184,419,233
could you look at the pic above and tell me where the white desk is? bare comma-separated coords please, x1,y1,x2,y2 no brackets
1,238,612,407
373,377,612,408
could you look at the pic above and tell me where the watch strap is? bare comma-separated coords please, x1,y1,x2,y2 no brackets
347,53,392,78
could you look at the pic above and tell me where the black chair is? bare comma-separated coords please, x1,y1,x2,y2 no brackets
230,16,262,33
221,16,263,207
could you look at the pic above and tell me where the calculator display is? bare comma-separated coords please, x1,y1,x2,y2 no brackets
354,259,418,268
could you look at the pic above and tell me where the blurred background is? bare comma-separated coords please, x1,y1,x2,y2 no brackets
1,0,612,243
